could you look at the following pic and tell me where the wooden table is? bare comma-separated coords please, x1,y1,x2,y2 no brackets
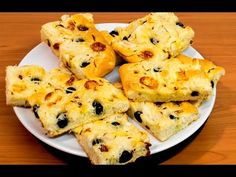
0,13,235,164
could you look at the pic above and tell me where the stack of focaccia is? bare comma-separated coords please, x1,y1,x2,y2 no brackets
6,13,225,164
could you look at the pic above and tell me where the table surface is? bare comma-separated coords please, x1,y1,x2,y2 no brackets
0,13,235,165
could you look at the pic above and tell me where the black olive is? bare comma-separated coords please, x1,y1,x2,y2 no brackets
31,77,41,84
56,113,68,128
92,138,102,146
33,105,40,119
66,87,76,94
153,67,161,72
142,20,147,24
80,61,90,68
211,81,214,88
119,150,133,163
169,114,177,120
18,75,23,80
75,38,85,42
92,100,103,115
31,78,41,82
47,39,51,47
134,111,143,123
150,38,159,45
56,24,65,28
176,22,185,28
122,34,131,41
154,102,163,106
111,122,120,126
174,101,181,106
109,30,119,37
191,91,199,97
77,25,89,31
123,36,128,40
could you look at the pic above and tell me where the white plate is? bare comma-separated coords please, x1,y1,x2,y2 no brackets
13,23,216,157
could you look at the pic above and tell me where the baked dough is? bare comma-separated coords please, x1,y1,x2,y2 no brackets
128,101,199,141
6,65,46,107
73,114,151,164
41,13,116,79
30,77,130,137
119,54,225,102
108,12,194,63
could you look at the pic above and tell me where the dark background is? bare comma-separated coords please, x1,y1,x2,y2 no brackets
0,0,236,11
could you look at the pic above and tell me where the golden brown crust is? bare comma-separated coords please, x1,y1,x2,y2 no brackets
73,114,150,164
128,101,199,141
6,65,129,137
5,65,46,107
109,13,194,63
119,54,225,102
41,13,116,79
34,76,129,137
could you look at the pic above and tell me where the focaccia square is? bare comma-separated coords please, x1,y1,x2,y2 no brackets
41,13,116,79
6,65,46,107
108,12,194,63
119,54,225,102
128,101,199,141
73,114,151,164
29,77,130,137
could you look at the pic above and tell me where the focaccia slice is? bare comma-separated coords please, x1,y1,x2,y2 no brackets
128,101,199,141
73,114,151,165
41,13,116,79
29,78,129,137
108,12,194,63
119,54,225,102
5,65,46,107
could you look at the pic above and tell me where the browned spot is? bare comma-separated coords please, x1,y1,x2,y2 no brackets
45,92,53,100
140,76,158,89
47,96,62,106
178,70,188,80
66,76,75,86
139,51,153,59
53,43,60,50
145,125,150,130
100,144,109,152
77,25,89,31
84,128,91,132
90,42,106,52
175,110,183,114
84,80,100,90
79,130,83,135
145,142,151,156
113,82,123,90
67,21,75,30
145,142,151,148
